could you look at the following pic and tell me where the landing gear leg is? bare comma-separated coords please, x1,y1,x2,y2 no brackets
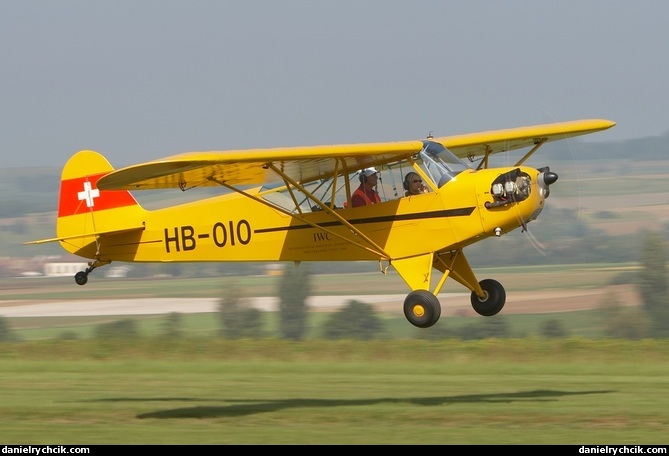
73,259,110,286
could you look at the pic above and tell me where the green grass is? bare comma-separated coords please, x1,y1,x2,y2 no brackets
1,338,668,444
8,308,612,342
0,252,665,444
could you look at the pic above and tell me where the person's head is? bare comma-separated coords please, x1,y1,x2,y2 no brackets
359,168,378,186
404,172,424,195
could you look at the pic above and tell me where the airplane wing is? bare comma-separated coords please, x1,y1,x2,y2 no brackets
97,118,615,191
97,141,424,190
437,118,616,160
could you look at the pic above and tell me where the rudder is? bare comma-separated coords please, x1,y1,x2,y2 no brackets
56,150,145,258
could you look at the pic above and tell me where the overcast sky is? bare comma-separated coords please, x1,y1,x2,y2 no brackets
2,1,667,169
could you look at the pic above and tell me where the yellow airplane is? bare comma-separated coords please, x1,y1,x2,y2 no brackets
26,118,615,328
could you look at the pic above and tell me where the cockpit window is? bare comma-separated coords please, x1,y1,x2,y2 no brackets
419,141,470,187
258,142,472,212
259,178,345,214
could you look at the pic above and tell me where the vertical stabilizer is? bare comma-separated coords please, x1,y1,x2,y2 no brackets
56,150,145,258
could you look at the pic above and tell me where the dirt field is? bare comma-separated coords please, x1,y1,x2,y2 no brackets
552,191,669,236
351,284,642,317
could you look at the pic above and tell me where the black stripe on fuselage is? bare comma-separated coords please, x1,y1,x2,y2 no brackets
253,207,475,234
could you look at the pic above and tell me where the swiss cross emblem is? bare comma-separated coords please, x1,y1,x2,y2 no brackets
77,181,100,208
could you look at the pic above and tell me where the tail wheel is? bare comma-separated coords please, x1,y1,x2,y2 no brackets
403,290,441,328
470,279,506,316
74,271,88,286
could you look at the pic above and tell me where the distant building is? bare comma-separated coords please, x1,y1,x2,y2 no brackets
265,263,285,276
104,266,131,278
43,262,88,277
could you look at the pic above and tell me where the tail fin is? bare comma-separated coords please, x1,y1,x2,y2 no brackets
57,150,141,219
27,150,146,259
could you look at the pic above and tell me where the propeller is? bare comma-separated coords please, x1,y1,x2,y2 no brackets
510,166,559,257
537,166,558,198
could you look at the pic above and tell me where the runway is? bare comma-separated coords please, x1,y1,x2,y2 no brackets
0,285,636,318
0,294,465,318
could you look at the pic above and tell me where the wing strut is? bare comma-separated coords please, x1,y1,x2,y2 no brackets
434,249,485,298
266,163,391,259
472,138,548,170
474,146,492,170
514,138,547,166
207,169,391,259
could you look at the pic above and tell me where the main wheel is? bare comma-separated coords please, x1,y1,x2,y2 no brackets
74,271,88,286
403,290,441,328
470,279,506,316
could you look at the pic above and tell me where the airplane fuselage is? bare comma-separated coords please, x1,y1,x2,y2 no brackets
61,165,544,265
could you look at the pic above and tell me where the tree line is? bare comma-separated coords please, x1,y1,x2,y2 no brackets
1,231,668,342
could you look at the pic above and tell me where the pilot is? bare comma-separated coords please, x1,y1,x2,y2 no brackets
351,168,381,207
404,172,427,197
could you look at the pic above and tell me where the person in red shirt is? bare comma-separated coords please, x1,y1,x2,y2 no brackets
351,168,381,207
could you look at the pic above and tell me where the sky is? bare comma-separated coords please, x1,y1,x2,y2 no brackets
2,1,668,169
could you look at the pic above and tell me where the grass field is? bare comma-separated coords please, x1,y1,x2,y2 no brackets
1,339,668,444
7,307,619,341
1,269,666,444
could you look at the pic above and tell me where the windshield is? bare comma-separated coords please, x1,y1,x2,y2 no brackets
257,140,472,213
419,140,470,187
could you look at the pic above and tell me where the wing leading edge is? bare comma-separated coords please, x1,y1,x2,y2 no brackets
439,118,616,159
97,119,615,191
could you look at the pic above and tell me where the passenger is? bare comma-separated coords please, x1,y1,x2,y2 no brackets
403,171,428,196
351,168,381,207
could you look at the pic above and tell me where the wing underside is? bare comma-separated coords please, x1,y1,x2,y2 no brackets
97,141,425,191
97,119,615,191
439,118,616,159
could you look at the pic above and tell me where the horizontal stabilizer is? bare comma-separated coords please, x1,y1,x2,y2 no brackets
23,224,145,245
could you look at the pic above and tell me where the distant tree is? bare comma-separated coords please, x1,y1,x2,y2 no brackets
605,308,649,340
413,322,459,340
278,264,311,340
637,231,669,337
57,331,79,341
457,317,511,340
0,317,19,342
217,281,263,339
540,319,569,338
9,220,27,235
321,300,384,340
162,312,184,338
598,290,649,339
93,319,140,339
16,173,60,193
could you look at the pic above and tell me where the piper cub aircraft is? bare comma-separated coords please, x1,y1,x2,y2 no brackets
26,118,615,328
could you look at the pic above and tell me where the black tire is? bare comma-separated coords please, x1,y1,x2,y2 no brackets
403,290,441,328
74,271,88,286
470,279,506,316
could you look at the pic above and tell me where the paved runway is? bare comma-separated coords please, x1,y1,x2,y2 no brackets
0,294,467,318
